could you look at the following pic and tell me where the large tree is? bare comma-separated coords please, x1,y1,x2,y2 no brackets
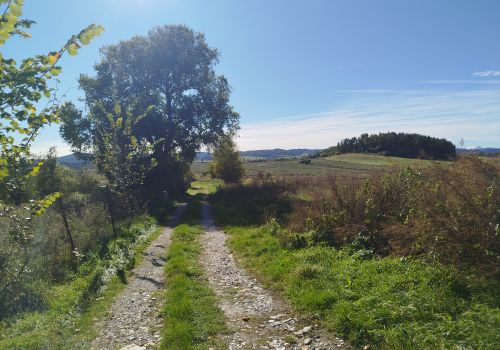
61,25,239,199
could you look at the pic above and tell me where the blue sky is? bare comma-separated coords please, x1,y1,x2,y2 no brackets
5,0,500,154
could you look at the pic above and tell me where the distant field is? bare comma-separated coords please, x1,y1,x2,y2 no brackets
192,153,442,178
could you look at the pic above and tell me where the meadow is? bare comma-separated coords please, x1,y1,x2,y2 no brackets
192,153,442,179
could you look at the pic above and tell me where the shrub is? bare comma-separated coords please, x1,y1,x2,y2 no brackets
289,157,500,271
210,137,244,184
214,157,499,272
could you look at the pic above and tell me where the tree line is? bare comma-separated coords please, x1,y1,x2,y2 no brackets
331,132,456,159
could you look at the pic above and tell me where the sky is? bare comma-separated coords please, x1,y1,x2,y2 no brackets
5,0,500,154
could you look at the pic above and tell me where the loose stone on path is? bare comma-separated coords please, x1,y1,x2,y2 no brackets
91,203,187,350
199,201,350,350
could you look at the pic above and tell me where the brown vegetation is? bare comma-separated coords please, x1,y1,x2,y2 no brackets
214,157,500,274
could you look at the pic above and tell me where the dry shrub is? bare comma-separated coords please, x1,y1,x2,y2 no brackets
213,177,299,225
286,157,500,271
414,157,499,267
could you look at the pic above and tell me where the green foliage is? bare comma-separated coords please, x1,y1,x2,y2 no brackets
214,156,499,269
208,155,500,348
1,167,101,315
60,24,239,201
60,100,157,210
292,158,500,268
210,137,244,184
161,203,227,350
0,0,104,314
0,216,160,349
0,2,104,188
35,147,62,196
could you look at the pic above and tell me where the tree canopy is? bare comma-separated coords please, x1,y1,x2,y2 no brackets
61,24,239,199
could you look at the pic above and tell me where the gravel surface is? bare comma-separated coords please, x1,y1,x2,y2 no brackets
92,204,187,350
200,201,351,350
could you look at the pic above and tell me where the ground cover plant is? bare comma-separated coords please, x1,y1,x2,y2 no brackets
219,224,499,349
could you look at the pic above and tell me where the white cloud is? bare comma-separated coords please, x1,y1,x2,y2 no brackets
473,70,500,78
237,90,500,150
420,80,500,84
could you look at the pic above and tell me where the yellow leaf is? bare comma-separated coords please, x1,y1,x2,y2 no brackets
114,102,121,115
47,53,59,65
29,161,43,177
67,43,78,56
10,3,22,16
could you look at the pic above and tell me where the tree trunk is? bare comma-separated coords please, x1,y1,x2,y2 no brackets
128,193,134,226
105,185,118,237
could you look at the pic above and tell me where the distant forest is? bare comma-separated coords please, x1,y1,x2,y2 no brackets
320,132,456,159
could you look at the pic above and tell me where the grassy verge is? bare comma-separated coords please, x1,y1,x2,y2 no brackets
161,200,227,350
187,179,222,195
0,216,163,349
211,197,500,349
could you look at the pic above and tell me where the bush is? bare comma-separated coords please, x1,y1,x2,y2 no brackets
210,137,244,184
289,157,500,271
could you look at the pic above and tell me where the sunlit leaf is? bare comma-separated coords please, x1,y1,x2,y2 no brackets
67,43,78,56
29,160,43,177
47,53,59,65
10,3,22,16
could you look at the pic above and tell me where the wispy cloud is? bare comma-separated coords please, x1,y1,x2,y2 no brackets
473,70,500,78
237,90,500,150
420,80,500,84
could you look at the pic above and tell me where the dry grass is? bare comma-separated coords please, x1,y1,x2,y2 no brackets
213,157,500,273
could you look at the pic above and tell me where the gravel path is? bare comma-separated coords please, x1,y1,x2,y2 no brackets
92,203,187,350
200,201,351,350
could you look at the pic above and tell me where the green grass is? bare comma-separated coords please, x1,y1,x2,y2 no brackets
0,272,124,349
187,179,222,196
211,200,500,349
192,153,442,178
323,153,438,167
0,218,162,349
161,201,227,350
